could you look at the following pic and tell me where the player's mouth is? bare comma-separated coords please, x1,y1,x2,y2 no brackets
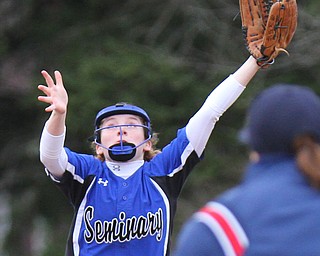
108,142,137,162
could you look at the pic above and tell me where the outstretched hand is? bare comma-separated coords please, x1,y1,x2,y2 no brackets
38,70,68,114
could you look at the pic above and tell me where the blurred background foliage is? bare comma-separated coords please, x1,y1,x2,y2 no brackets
0,0,319,255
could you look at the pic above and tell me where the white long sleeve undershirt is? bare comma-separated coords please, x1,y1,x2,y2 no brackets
186,74,244,157
39,124,68,178
39,74,245,178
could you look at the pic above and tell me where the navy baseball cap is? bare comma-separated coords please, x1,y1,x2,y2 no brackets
240,84,320,154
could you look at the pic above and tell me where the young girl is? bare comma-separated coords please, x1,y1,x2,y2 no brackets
38,56,260,256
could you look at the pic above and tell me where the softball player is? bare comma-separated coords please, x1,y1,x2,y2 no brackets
38,56,260,256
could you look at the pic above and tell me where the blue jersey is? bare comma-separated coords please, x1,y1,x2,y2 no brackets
52,127,200,256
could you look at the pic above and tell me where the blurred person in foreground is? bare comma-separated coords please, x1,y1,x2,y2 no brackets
173,84,320,256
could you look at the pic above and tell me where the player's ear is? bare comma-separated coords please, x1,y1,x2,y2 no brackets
143,140,152,152
96,145,103,155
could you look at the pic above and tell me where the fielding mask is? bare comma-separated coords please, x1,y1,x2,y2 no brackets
93,103,152,162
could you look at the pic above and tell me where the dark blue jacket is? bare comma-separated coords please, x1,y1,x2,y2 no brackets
174,154,320,256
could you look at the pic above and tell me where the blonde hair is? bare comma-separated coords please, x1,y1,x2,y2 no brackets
143,132,162,161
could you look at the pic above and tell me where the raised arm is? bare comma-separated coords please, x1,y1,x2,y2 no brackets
186,56,260,157
38,70,69,178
